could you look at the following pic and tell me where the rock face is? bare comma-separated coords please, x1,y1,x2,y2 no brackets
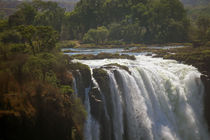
92,68,113,140
89,87,103,121
69,62,91,102
201,73,210,131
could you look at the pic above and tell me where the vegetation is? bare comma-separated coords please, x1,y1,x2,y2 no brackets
64,0,189,44
57,40,78,48
1,0,210,139
0,1,87,140
69,53,136,60
186,4,210,20
83,26,109,44
1,0,210,46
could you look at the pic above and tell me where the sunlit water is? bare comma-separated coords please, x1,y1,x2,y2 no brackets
73,55,209,140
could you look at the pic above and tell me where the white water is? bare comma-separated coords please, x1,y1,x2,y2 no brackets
83,87,100,140
75,55,210,140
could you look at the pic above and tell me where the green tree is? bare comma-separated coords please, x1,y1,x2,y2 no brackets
108,23,123,41
8,0,65,32
196,16,210,42
83,26,109,44
144,0,189,43
0,20,8,32
16,25,59,55
0,30,22,60
17,25,37,55
33,0,65,32
35,26,59,51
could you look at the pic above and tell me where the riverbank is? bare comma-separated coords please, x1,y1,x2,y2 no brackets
57,40,191,49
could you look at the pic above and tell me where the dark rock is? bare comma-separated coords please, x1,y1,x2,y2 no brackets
201,74,210,131
92,68,113,140
69,62,91,102
89,87,103,121
103,63,131,74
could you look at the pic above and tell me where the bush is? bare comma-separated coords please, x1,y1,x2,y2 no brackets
83,26,109,44
57,40,77,48
10,43,27,53
60,85,74,94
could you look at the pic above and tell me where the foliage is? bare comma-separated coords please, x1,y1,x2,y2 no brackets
66,0,189,44
83,26,109,44
0,30,21,44
189,16,210,47
196,16,210,42
8,0,65,32
186,4,210,20
56,40,78,48
69,53,136,60
0,8,86,139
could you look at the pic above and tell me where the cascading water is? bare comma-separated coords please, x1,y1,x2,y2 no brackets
73,55,210,140
83,86,100,140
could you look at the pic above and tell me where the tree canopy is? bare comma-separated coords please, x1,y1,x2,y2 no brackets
65,0,189,43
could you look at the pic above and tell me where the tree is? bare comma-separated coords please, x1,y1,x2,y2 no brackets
17,25,37,55
108,23,123,41
19,2,37,25
68,0,189,43
0,30,21,44
8,0,65,32
143,0,189,43
0,30,22,60
0,20,8,32
33,0,65,32
8,11,25,27
83,26,109,44
35,26,59,51
196,16,210,42
16,25,59,55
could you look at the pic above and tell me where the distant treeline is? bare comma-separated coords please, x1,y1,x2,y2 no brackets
0,0,77,19
1,0,210,45
63,0,190,44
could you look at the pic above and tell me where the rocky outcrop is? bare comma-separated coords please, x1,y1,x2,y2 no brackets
201,75,210,130
69,62,91,102
92,68,113,140
103,63,131,74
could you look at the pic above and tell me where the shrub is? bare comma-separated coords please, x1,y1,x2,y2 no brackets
83,26,109,44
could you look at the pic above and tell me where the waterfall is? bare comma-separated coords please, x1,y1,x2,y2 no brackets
74,55,210,140
83,86,100,140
